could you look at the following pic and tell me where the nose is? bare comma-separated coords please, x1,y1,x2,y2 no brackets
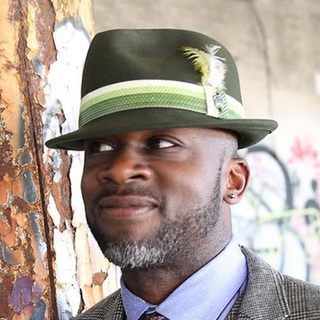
98,147,152,185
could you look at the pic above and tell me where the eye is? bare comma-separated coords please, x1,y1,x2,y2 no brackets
147,137,176,150
86,140,115,154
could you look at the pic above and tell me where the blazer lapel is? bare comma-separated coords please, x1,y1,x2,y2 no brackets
99,289,126,320
227,246,290,320
108,292,126,320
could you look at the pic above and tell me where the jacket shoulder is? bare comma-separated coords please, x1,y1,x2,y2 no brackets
282,273,320,316
73,289,124,320
237,246,320,319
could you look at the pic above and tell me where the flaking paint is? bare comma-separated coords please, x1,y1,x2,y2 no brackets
1,0,95,318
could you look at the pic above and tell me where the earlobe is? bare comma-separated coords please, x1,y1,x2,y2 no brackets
223,159,250,204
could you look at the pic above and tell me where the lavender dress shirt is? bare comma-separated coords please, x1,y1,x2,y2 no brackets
121,237,247,320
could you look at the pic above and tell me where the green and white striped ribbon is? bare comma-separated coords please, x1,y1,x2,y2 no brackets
79,80,244,127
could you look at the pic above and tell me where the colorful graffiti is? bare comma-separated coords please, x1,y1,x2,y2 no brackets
232,138,320,285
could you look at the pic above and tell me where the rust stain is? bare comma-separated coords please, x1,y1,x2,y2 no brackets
27,0,74,228
1,0,95,317
0,117,19,203
0,0,58,318
31,0,56,66
92,272,107,286
14,0,59,317
51,0,95,36
0,272,14,316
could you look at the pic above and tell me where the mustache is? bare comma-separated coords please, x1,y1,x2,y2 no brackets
92,184,162,205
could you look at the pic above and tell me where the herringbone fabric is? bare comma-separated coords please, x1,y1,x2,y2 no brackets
74,247,320,319
73,290,125,320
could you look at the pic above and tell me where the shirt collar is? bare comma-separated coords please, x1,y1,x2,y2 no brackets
121,237,247,320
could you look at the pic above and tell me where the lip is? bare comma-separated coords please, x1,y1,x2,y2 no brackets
97,195,158,219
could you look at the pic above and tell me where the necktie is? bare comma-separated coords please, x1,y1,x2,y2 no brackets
139,311,166,320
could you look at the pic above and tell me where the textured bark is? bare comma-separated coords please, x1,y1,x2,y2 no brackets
0,0,95,318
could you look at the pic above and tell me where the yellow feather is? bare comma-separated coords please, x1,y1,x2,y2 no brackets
181,45,227,117
181,47,210,85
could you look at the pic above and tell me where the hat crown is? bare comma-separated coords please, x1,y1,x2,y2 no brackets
81,29,242,104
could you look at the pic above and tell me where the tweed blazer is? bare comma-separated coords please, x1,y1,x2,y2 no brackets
74,247,320,319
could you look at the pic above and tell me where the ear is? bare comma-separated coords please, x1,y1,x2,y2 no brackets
223,158,250,205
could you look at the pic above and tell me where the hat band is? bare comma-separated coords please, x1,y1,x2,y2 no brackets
79,80,244,127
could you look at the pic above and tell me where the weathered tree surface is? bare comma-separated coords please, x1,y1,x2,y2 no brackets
0,0,107,319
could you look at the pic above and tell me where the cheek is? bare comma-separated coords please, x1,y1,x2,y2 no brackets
81,167,97,206
160,162,218,213
81,170,102,229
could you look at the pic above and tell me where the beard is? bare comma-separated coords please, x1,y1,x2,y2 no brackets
87,177,222,270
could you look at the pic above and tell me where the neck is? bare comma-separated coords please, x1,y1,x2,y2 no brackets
121,232,231,305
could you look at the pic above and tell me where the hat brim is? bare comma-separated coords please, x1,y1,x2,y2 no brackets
45,108,278,150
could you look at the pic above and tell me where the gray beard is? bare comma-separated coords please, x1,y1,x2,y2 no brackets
91,183,221,269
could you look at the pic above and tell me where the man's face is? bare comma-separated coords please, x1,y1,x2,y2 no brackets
81,127,236,269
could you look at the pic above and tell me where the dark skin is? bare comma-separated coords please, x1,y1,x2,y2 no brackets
81,127,250,304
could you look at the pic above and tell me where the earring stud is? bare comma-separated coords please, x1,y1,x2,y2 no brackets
228,193,236,199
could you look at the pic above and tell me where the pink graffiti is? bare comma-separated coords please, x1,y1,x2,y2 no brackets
289,137,320,168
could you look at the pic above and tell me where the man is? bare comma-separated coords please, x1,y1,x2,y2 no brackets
46,29,320,319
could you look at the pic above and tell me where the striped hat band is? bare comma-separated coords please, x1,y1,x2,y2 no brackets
79,79,245,127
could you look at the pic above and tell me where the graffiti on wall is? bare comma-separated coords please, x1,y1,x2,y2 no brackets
232,137,320,285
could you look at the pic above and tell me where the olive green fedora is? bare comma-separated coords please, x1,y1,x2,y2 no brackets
46,29,277,150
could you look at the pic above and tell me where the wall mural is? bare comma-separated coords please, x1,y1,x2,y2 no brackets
232,138,320,285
